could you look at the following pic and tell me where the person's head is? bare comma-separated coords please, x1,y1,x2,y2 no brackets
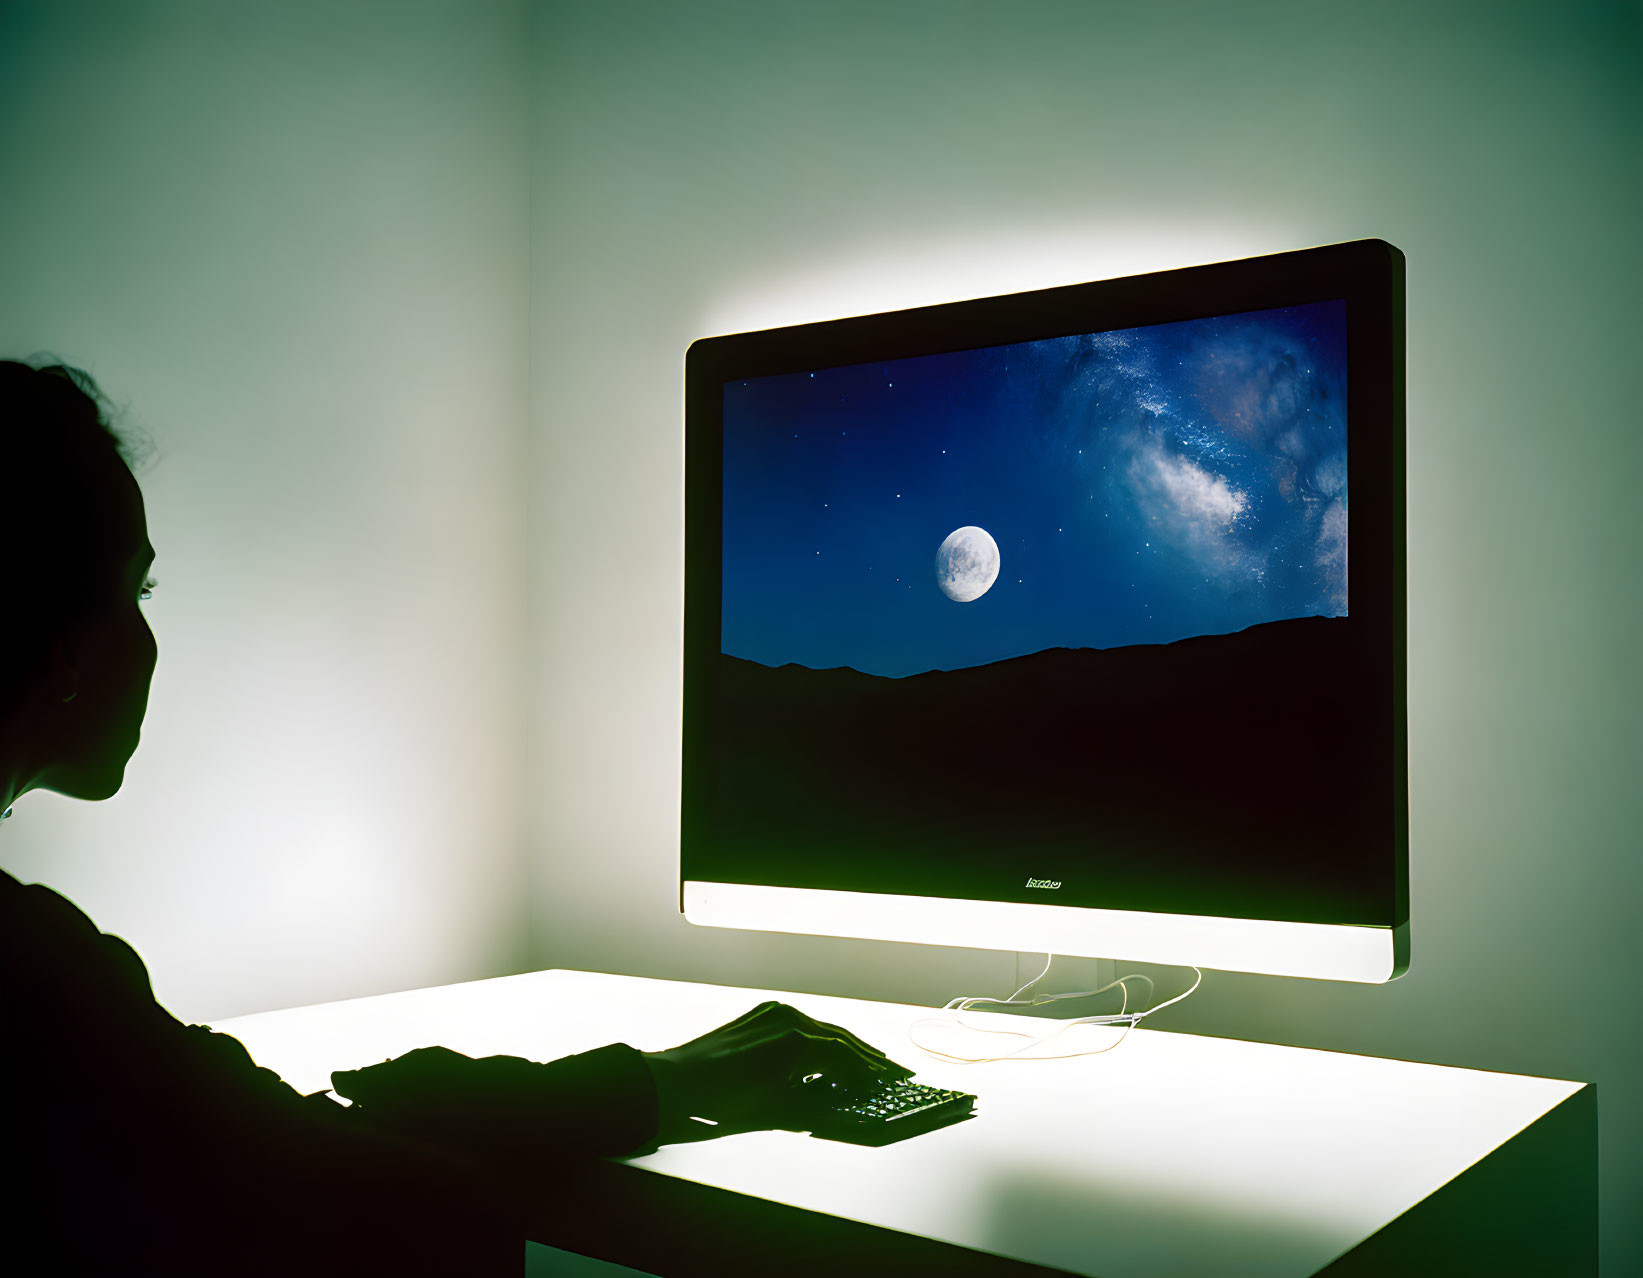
1,359,157,810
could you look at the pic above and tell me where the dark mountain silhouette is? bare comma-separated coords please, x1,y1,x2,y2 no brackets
692,616,1392,925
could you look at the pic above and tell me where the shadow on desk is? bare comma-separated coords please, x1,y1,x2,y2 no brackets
525,1087,1596,1278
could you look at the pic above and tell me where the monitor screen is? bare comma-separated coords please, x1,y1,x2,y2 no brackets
683,240,1406,981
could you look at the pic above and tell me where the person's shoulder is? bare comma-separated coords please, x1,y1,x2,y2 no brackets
1,864,93,923
0,866,156,999
0,865,105,940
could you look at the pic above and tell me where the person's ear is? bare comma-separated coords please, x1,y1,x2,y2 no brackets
46,637,82,705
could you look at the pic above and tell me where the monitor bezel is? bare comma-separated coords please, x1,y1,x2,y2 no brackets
682,239,1407,980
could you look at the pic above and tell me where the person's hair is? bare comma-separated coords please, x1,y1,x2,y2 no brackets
0,358,153,717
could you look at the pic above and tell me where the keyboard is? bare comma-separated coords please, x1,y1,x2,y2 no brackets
800,1076,977,1146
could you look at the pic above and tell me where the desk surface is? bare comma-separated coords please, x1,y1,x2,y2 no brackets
211,969,1583,1278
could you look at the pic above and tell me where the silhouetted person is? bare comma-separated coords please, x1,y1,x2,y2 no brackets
0,359,910,1275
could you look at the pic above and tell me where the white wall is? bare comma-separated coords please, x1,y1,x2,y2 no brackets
0,0,533,1019
525,2,1640,1270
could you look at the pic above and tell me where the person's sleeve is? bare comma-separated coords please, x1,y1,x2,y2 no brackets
331,1039,662,1170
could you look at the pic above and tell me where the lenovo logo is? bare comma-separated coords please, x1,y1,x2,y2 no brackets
1025,877,1062,890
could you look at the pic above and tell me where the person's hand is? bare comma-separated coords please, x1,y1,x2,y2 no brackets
642,1001,911,1141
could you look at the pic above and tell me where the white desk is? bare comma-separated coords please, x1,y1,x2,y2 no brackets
210,970,1594,1277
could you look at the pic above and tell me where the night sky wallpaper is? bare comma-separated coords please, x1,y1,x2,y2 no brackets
700,296,1384,924
722,299,1348,677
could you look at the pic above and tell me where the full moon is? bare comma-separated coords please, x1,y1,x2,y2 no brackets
935,526,1001,602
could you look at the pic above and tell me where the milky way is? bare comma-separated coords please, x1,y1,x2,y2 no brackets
721,298,1349,678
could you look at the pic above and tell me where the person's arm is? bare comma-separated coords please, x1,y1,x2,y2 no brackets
332,997,915,1161
331,1039,661,1171
1,873,552,1275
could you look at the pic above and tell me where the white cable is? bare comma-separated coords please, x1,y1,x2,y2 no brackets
908,955,1203,1065
1133,964,1203,1019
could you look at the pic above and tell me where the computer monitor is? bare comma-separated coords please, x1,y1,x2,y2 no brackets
681,239,1406,983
